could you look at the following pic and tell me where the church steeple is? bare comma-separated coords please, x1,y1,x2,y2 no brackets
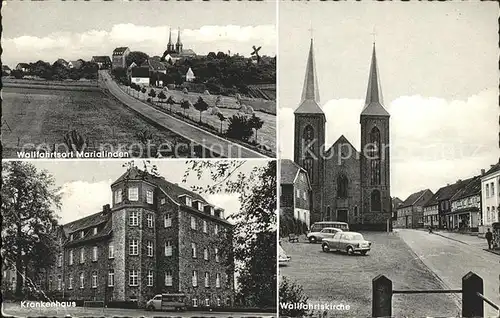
175,28,183,53
361,43,389,117
295,38,323,114
166,28,175,53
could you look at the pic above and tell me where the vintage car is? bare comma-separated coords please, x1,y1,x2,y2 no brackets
321,231,371,255
306,227,343,243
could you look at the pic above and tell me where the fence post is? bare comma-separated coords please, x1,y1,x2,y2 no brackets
372,274,392,317
462,271,483,317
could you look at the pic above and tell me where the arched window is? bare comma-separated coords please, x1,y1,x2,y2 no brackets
371,190,382,212
337,175,348,198
369,126,381,185
302,125,315,182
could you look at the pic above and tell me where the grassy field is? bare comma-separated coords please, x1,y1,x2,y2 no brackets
2,87,195,158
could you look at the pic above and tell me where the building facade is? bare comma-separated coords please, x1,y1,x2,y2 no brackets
112,47,131,69
162,28,196,64
448,176,481,231
46,167,234,308
280,159,312,229
481,162,500,233
293,38,392,230
91,56,112,70
394,189,433,229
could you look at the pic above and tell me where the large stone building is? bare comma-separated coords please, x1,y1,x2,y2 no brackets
280,159,312,229
292,38,392,230
394,189,433,229
46,167,234,308
112,47,130,69
161,28,196,64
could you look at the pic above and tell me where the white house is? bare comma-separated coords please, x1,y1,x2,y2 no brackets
130,67,150,86
186,67,196,82
480,162,500,233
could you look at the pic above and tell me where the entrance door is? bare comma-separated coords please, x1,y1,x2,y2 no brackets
337,209,348,223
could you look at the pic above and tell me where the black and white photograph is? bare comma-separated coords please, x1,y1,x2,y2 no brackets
1,1,276,159
278,1,499,317
1,160,276,317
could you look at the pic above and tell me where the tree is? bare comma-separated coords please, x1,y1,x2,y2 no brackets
180,99,192,117
141,87,147,100
148,89,157,104
158,91,167,105
166,96,175,113
248,114,264,143
216,112,226,134
193,96,209,123
125,51,149,67
1,162,61,298
226,114,254,142
279,277,310,317
182,161,276,308
207,52,217,59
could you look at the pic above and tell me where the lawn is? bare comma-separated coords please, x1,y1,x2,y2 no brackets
1,87,200,158
279,233,459,317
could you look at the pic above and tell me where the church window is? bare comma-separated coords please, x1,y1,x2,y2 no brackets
371,190,382,212
302,125,315,182
337,175,348,198
369,127,382,185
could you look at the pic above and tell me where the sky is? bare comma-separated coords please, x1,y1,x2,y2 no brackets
1,0,276,67
279,1,500,200
26,160,268,225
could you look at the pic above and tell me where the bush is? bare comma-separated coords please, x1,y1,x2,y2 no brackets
107,301,139,309
147,98,152,103
11,70,24,79
226,114,254,142
279,277,309,317
280,215,308,237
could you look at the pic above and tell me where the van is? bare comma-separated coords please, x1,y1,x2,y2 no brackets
146,293,187,311
310,221,349,233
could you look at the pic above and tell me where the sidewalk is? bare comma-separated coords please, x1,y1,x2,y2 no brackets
433,230,500,255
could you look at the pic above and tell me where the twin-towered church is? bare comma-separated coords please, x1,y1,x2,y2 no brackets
293,38,392,231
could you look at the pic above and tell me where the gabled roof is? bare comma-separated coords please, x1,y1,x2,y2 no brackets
148,59,167,71
130,67,150,78
91,56,111,63
424,180,467,207
450,176,480,201
326,135,359,156
2,65,11,70
16,63,30,68
361,44,390,117
64,217,112,247
392,197,403,208
186,67,195,76
295,39,324,115
113,47,129,55
280,159,311,189
483,161,500,177
62,211,109,236
399,189,432,208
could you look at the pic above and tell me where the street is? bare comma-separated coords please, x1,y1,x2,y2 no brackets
1,302,275,318
279,232,460,317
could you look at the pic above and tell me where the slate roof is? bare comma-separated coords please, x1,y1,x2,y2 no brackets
450,176,480,201
399,189,432,209
424,180,468,207
280,159,311,189
62,211,109,236
295,39,324,115
64,217,112,247
130,67,150,78
361,45,390,117
113,47,129,55
483,161,500,177
91,56,111,63
148,59,167,71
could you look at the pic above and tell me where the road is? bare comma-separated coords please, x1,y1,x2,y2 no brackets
279,232,459,317
1,302,275,318
99,71,268,159
397,229,500,318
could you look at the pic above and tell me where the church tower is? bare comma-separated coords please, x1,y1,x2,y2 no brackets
175,28,183,53
359,44,391,230
294,39,326,223
166,28,175,53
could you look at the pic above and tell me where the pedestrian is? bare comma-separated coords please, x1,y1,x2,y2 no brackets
485,228,493,250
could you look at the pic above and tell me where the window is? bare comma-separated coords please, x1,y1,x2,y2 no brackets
191,243,197,258
81,230,85,238
371,190,382,212
93,227,98,235
164,214,172,227
92,271,97,288
296,189,300,198
129,211,139,226
147,241,154,257
108,270,114,287
204,272,210,287
491,182,495,196
80,247,85,264
109,245,114,259
69,250,74,265
129,239,138,255
129,270,138,286
58,254,62,267
192,299,198,307
58,275,62,290
204,248,208,260
215,248,220,262
115,189,122,204
214,224,219,235
216,273,221,288
369,127,382,185
303,191,307,200
68,276,73,290
203,220,208,233
337,175,348,198
191,216,197,230
165,241,173,256
186,196,193,207
192,271,198,287
217,297,221,307
205,298,210,307
146,190,153,204
147,214,154,228
486,184,490,197
70,234,74,241
147,271,153,287
92,246,98,262
79,272,84,289
165,271,173,286
160,198,166,205
128,187,139,201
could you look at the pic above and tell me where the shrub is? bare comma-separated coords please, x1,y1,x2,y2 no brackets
226,114,254,142
279,277,310,317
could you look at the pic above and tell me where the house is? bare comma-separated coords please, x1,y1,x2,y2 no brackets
130,67,150,86
391,197,403,220
423,196,440,229
112,47,130,69
480,161,500,233
423,180,468,229
54,59,69,69
186,67,196,82
394,189,434,229
161,28,196,64
280,159,312,229
449,176,482,231
2,65,11,75
68,59,84,69
91,56,112,70
15,63,30,73
44,166,235,308
145,58,167,86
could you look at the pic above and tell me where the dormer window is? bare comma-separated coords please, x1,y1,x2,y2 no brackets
178,194,192,206
93,227,98,235
204,205,215,216
193,200,203,211
128,187,139,201
70,234,74,241
80,231,85,238
146,190,153,204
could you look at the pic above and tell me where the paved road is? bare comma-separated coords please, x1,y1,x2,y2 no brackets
397,229,500,317
279,232,459,317
100,71,267,159
1,303,275,318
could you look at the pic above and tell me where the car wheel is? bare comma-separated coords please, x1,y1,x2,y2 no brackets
360,250,368,256
322,243,330,253
309,236,317,243
346,246,354,255
147,305,155,311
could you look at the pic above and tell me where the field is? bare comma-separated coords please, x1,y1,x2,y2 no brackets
1,86,195,158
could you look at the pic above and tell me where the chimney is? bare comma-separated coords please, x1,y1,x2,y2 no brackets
102,204,111,215
481,169,486,175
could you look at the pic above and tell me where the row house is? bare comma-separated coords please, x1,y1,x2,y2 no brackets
481,162,500,232
423,181,465,229
394,189,433,229
91,56,112,70
280,159,312,229
46,167,234,308
447,176,481,231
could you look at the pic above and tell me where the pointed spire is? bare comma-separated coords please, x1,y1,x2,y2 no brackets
295,38,323,115
176,28,182,45
361,43,389,117
167,27,173,45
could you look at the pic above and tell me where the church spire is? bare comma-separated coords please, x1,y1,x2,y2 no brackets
176,28,182,45
361,43,389,117
295,38,323,114
168,28,173,46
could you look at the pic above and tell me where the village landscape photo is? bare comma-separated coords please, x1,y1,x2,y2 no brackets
1,1,276,159
277,1,500,318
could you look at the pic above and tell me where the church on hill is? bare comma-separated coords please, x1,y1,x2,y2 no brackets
292,38,392,231
161,28,196,64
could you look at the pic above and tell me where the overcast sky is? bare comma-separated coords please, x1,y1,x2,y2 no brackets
27,160,267,225
279,1,500,200
1,0,276,66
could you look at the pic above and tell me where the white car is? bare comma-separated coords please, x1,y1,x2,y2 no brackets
306,227,343,243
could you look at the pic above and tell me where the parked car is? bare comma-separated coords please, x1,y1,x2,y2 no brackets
310,221,349,233
306,227,343,243
321,231,371,255
279,244,291,266
146,294,187,311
